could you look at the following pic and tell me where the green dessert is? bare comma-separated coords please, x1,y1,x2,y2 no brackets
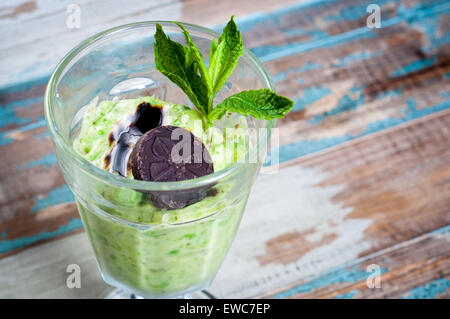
74,96,250,296
72,17,293,297
73,96,248,181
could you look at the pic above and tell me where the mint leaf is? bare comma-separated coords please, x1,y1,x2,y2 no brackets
175,23,214,113
208,89,294,122
154,24,208,115
209,38,217,65
208,16,243,95
154,19,294,127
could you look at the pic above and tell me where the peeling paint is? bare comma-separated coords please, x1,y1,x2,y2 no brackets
0,218,82,254
402,278,450,299
274,265,387,298
19,153,57,170
31,185,74,213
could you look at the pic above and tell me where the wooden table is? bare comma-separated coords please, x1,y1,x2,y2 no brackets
0,0,449,299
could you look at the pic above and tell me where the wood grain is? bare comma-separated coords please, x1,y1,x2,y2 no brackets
1,0,449,257
262,225,450,299
0,0,300,88
0,109,449,298
208,109,450,298
1,0,450,299
269,9,450,162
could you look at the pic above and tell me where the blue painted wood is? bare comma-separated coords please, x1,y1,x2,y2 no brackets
274,265,388,298
0,219,82,255
0,0,449,267
402,279,450,299
270,225,450,299
273,99,450,164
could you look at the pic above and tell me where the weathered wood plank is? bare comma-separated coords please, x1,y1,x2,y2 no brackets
0,123,79,256
0,231,111,298
207,110,450,298
2,0,448,135
1,110,449,298
261,225,450,299
1,0,449,255
269,8,450,162
241,0,449,62
2,0,445,89
0,0,300,88
0,0,303,131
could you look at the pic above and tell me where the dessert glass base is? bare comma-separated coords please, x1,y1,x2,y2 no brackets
105,288,215,299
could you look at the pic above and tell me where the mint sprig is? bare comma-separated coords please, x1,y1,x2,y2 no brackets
154,17,294,126
208,16,243,97
208,89,294,121
154,24,209,115
176,22,214,113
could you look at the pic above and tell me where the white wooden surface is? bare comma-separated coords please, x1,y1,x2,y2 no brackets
2,0,449,299
0,163,371,298
0,0,299,88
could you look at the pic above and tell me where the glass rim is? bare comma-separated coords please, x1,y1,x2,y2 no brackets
44,21,276,191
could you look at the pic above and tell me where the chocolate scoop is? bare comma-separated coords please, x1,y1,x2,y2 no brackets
131,125,214,209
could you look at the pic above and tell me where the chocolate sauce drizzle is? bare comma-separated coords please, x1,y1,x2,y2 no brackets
105,102,162,176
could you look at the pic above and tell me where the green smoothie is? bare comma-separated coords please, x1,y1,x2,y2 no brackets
73,96,251,297
66,17,293,298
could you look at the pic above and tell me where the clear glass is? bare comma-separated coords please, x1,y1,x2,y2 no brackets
44,21,275,298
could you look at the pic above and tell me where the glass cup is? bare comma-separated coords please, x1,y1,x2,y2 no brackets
44,22,275,298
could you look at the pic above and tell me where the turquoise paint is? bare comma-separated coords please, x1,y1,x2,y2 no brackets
272,73,287,83
35,130,50,139
293,86,331,111
272,61,323,83
334,289,359,299
31,184,74,213
403,278,450,299
1,0,450,256
274,265,387,298
409,11,450,53
391,57,436,77
376,88,403,99
403,97,417,114
0,218,82,254
324,0,442,23
430,224,450,236
270,226,450,298
19,153,57,170
232,12,268,32
334,50,383,67
259,1,449,62
15,119,46,132
324,2,382,22
275,134,353,164
0,120,46,146
363,98,450,135
396,1,450,20
0,135,13,146
0,96,43,128
226,0,338,32
298,61,323,71
0,96,43,108
273,98,450,164
288,29,329,41
309,85,365,124
1,231,6,239
258,27,376,62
